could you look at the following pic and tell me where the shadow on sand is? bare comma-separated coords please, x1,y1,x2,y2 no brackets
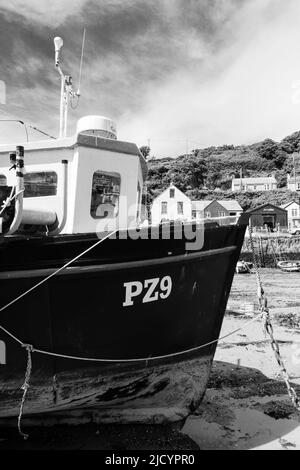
183,360,300,450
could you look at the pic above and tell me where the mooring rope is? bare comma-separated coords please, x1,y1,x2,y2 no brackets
248,225,300,413
17,344,33,440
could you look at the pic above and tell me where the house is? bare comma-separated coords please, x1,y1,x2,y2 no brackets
192,200,243,220
151,184,243,225
151,183,192,225
232,176,277,192
281,201,300,231
287,173,300,192
248,203,288,231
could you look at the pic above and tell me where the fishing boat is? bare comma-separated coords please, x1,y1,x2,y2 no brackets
0,37,249,427
277,260,300,272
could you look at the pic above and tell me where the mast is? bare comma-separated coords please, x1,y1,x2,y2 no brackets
54,36,81,138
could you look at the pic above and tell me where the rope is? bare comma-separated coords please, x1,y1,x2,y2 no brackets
0,187,15,217
31,312,263,363
249,225,300,413
0,229,118,316
17,344,33,440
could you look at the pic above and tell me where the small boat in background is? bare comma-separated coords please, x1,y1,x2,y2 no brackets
277,260,300,272
236,261,253,273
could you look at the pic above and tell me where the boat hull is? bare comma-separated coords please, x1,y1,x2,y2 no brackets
0,221,248,424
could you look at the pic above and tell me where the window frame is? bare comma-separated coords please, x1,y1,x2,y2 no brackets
90,170,121,220
161,201,168,215
177,201,184,215
24,171,58,198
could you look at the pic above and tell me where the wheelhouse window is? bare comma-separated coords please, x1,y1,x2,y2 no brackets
90,171,120,219
24,172,57,197
0,175,7,186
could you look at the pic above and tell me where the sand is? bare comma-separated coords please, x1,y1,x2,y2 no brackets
183,269,300,450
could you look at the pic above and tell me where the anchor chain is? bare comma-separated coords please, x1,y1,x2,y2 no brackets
248,224,300,412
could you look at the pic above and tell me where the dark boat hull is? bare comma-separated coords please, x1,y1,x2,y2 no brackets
0,220,248,424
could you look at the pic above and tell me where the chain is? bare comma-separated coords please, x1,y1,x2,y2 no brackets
17,344,33,440
248,224,300,412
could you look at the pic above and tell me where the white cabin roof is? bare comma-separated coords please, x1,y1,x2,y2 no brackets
0,133,148,180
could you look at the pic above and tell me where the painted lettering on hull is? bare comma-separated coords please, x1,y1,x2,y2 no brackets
123,276,172,307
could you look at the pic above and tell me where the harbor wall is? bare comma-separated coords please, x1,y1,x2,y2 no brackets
240,235,300,268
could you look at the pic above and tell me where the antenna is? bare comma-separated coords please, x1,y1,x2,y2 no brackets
76,28,86,97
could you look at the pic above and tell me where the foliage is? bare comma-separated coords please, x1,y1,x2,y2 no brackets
146,129,300,208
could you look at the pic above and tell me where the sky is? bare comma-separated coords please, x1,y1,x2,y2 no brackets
0,0,300,157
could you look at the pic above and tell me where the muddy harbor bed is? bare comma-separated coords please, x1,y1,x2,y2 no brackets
1,269,300,450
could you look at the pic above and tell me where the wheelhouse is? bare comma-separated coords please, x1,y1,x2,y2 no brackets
0,116,147,235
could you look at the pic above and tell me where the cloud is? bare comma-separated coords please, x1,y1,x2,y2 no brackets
119,0,300,156
0,0,90,26
0,0,300,156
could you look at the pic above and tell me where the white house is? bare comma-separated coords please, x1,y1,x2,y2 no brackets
287,174,300,192
151,183,192,225
281,201,300,231
232,176,277,192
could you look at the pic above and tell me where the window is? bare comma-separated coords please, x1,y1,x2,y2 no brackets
177,202,183,215
205,211,211,218
161,202,168,214
0,175,7,186
292,209,298,217
24,172,57,197
90,171,120,219
192,210,197,219
170,188,175,198
219,211,226,217
253,186,257,190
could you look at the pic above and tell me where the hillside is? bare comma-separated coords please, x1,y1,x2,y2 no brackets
145,131,300,210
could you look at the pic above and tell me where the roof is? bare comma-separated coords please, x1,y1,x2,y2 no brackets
0,133,148,181
192,200,211,211
192,200,243,212
232,177,277,185
152,183,190,203
247,203,287,213
281,201,300,209
219,200,243,211
287,176,300,183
